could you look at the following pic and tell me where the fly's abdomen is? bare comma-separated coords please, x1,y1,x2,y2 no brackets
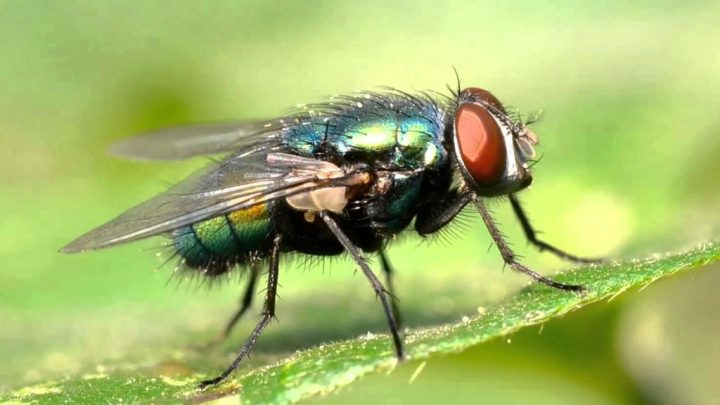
172,203,274,275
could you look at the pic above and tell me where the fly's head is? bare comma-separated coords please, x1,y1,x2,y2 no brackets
452,87,539,197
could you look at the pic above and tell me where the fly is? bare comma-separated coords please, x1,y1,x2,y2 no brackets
62,84,601,389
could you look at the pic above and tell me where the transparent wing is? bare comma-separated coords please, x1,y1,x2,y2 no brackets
61,150,358,253
108,120,289,161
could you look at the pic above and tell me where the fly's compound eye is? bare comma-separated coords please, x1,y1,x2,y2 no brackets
460,87,506,114
454,103,507,187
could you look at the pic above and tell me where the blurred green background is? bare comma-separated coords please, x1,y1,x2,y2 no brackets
1,1,719,403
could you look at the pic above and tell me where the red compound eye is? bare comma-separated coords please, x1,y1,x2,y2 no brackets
454,103,507,187
460,87,506,113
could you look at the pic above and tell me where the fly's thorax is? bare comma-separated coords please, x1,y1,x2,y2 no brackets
366,170,426,234
342,118,446,169
452,87,537,197
283,95,448,173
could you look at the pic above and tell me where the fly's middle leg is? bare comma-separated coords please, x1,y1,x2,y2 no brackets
379,248,403,330
321,212,405,360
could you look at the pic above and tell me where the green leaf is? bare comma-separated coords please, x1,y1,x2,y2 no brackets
3,242,719,404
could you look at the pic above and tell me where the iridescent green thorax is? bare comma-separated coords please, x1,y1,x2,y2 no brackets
173,203,273,273
284,93,448,171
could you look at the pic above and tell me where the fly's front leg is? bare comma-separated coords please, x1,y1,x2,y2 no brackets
476,199,584,292
198,234,282,389
320,212,404,360
416,190,582,291
415,188,473,235
509,194,603,264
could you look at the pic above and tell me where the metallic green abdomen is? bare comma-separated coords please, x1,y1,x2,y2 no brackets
172,203,273,274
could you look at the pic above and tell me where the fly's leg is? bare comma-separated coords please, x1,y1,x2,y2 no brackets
219,264,260,340
379,249,403,330
197,234,282,389
414,189,473,235
199,264,260,350
415,191,582,291
320,212,404,360
509,194,603,264
476,199,584,292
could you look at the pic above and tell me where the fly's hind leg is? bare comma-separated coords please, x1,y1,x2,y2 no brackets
198,234,282,389
198,264,261,350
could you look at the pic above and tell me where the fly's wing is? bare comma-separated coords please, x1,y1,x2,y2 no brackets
108,120,290,161
61,149,354,253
